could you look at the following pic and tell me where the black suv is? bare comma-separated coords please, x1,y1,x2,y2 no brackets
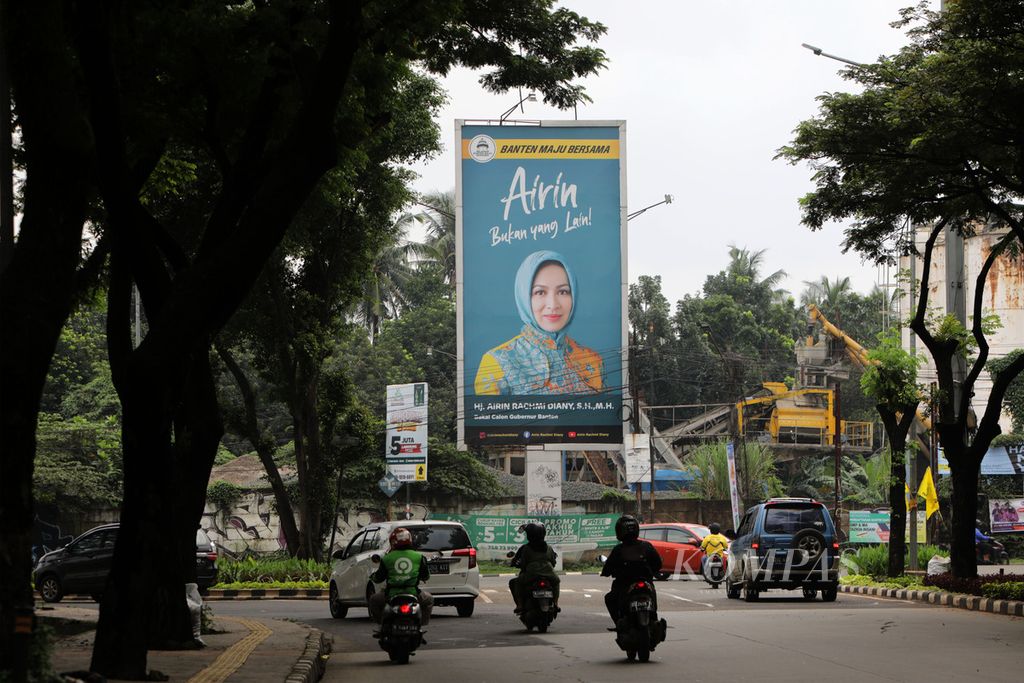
34,524,219,602
724,498,840,602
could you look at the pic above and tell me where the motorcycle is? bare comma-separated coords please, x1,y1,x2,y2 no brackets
977,538,1010,565
506,551,558,632
609,576,667,663
702,550,727,588
371,555,424,665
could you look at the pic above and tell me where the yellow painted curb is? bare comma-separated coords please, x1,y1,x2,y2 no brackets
187,616,272,683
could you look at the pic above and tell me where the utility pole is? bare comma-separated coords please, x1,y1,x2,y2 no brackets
833,381,842,520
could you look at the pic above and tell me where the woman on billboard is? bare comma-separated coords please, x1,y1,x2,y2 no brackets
474,250,604,395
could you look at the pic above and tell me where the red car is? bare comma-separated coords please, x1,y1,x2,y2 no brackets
639,523,711,578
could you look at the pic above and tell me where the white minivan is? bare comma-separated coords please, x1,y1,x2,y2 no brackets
329,520,480,618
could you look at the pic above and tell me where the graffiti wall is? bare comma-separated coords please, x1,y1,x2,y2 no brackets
201,493,388,557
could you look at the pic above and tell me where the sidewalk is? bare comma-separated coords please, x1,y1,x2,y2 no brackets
38,601,329,683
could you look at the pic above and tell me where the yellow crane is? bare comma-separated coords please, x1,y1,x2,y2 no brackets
806,303,933,435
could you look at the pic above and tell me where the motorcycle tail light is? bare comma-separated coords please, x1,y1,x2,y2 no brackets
634,581,646,589
399,603,412,614
537,580,547,588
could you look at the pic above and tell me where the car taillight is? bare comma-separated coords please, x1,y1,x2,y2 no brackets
399,603,412,614
452,547,476,569
751,543,759,550
206,552,218,562
832,543,840,550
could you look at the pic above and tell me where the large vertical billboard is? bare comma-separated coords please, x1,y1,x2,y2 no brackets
456,121,626,449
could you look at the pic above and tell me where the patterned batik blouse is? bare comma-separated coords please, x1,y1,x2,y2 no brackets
474,324,603,395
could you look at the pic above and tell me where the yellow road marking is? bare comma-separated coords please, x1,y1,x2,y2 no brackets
187,616,271,683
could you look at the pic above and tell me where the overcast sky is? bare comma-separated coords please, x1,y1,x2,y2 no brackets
409,1,937,306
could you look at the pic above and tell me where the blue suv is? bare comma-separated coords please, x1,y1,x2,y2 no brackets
724,498,839,602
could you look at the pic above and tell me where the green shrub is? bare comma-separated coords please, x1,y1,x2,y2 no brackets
840,574,923,589
980,581,1024,601
843,544,947,577
212,580,329,590
206,480,243,513
924,572,1024,596
216,556,330,583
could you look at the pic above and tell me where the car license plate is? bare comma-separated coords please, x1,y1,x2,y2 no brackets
428,562,450,574
532,590,554,598
629,599,651,612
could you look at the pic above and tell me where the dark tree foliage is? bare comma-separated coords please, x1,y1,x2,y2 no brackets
779,0,1024,577
1,1,606,677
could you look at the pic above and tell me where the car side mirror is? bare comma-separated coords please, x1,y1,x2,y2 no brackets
724,529,737,540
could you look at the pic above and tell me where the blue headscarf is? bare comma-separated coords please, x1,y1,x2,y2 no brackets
514,250,578,345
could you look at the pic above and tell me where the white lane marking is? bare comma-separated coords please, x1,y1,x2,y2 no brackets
583,588,601,592
667,593,714,608
479,591,493,603
560,589,576,593
584,594,592,598
483,589,498,593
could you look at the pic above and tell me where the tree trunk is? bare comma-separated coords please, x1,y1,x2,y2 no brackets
877,405,916,578
90,387,192,678
886,444,907,578
215,344,300,555
948,450,980,579
0,1,93,673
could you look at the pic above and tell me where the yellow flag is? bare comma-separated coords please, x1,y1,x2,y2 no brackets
905,482,915,511
917,466,940,519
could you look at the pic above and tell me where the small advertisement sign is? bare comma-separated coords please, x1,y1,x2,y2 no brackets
624,432,651,484
848,510,926,543
386,383,428,482
726,442,742,532
526,451,563,516
989,498,1024,534
980,445,1024,475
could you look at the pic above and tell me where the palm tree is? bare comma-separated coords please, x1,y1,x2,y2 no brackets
416,190,456,285
801,275,853,313
727,244,788,296
356,215,420,340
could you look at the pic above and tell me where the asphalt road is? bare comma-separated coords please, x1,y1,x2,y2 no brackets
207,574,1024,682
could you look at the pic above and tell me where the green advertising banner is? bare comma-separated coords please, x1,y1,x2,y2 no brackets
849,510,926,544
432,513,618,549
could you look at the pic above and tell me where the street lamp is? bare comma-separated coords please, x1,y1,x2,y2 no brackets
800,43,866,68
499,92,537,123
627,195,673,221
426,346,459,361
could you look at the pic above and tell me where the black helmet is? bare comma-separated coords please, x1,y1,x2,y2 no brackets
522,522,546,544
709,522,721,535
615,515,640,542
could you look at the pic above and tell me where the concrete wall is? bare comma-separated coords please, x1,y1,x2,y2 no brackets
199,491,733,557
900,225,1023,432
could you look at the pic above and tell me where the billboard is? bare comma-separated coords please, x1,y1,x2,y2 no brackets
386,383,428,482
848,510,927,543
456,121,626,449
989,498,1024,534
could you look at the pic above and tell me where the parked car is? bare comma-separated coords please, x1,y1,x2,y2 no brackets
639,523,710,578
34,524,219,602
724,498,839,602
329,520,479,619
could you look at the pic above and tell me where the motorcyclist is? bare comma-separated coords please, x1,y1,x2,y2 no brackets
699,522,730,573
975,521,994,563
508,522,560,613
369,527,433,626
601,515,662,624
